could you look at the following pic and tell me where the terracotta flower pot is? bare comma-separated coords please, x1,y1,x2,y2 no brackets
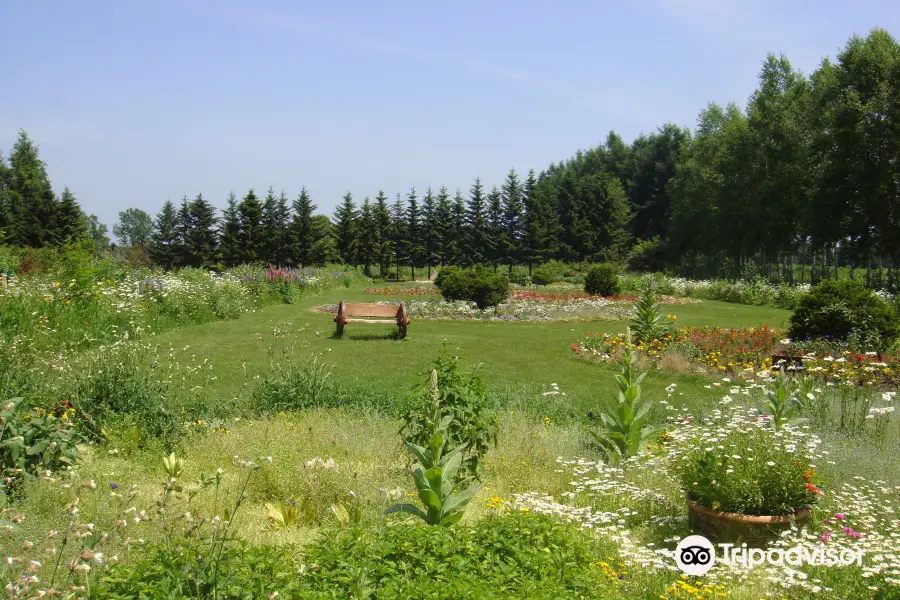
686,496,811,546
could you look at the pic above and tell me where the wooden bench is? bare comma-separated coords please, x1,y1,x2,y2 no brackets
333,301,410,338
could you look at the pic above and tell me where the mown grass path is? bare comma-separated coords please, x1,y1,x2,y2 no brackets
155,285,792,415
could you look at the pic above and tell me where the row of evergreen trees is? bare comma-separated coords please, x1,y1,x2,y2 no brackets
148,188,333,270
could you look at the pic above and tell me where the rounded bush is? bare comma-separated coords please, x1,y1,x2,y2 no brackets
531,263,560,286
584,263,620,296
788,279,900,352
435,266,509,309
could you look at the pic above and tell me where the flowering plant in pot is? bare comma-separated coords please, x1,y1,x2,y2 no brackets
669,405,824,545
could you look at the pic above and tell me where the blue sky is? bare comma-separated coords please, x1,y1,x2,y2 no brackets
2,1,898,238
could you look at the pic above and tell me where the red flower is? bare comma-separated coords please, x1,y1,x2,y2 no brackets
805,482,823,496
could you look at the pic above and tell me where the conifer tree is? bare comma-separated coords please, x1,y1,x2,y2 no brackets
465,177,487,266
175,197,193,266
448,189,466,265
308,215,336,265
0,151,10,243
421,187,439,278
486,186,503,271
273,191,291,266
237,189,264,264
373,190,392,276
290,186,316,267
219,191,242,267
357,197,376,276
406,187,422,280
150,200,179,269
186,193,219,267
56,186,87,243
501,167,524,270
6,130,58,247
436,186,453,265
260,187,282,265
333,192,358,267
390,193,407,278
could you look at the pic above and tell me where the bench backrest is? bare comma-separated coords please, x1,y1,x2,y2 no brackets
343,303,401,318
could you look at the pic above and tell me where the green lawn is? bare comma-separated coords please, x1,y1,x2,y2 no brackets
155,285,792,418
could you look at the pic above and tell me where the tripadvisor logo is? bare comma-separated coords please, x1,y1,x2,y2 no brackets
675,535,716,576
674,535,864,575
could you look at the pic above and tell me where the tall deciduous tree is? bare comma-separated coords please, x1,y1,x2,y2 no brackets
113,208,154,247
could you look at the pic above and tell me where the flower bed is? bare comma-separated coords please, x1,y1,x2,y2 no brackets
510,289,701,304
572,325,781,374
316,297,636,322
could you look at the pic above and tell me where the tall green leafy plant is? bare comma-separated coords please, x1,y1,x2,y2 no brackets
386,370,479,525
590,337,663,462
629,288,670,344
400,344,497,480
762,368,807,432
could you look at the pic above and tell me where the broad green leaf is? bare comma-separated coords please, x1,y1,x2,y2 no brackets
442,485,479,515
418,489,441,512
384,503,428,521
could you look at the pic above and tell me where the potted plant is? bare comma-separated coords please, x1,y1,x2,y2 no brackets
672,423,823,545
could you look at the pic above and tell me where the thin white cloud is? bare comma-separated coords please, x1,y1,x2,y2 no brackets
203,2,638,115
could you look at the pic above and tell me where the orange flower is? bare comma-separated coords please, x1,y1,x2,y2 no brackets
805,482,823,496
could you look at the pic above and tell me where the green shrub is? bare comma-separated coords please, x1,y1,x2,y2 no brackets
626,237,664,272
400,345,497,480
1,397,80,495
531,263,562,286
0,244,23,274
96,537,306,599
584,263,620,296
434,266,509,309
508,265,532,286
788,279,900,352
302,513,621,598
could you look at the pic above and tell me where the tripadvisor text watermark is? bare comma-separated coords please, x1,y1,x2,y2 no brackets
675,535,864,576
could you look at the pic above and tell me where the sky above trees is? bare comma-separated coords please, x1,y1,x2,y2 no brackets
2,0,899,228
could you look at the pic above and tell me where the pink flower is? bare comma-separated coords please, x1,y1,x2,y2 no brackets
820,531,832,543
834,513,846,520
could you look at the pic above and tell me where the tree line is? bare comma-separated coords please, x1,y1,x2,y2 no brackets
0,132,111,252
4,28,900,286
